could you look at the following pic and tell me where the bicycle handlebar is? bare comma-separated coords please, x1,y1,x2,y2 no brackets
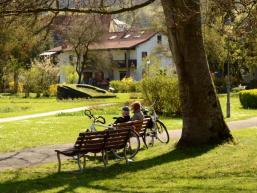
95,116,106,124
84,109,93,118
84,109,106,124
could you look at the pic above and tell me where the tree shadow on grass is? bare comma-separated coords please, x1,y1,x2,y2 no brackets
0,145,215,193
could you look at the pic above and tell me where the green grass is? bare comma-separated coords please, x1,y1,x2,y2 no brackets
0,93,131,118
0,105,181,153
1,128,257,193
1,92,257,122
219,93,257,121
1,92,257,153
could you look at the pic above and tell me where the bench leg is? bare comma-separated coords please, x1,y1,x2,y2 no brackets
124,147,128,164
77,154,82,172
57,152,61,173
83,155,86,169
102,151,107,168
142,135,148,149
105,152,109,165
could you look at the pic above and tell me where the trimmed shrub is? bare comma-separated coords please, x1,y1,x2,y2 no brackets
140,75,180,115
239,89,257,109
110,77,140,93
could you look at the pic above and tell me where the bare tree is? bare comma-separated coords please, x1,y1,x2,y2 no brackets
61,15,104,84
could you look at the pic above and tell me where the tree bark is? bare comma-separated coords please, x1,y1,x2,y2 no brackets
13,70,19,93
161,0,233,145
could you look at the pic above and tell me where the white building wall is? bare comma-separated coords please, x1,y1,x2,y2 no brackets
135,33,173,80
56,50,76,83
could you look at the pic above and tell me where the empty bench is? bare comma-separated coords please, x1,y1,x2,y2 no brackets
55,128,131,172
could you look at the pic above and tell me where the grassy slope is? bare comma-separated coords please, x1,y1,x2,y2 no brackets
0,128,257,193
67,85,115,97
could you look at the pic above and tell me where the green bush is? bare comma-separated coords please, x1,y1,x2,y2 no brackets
239,89,257,109
110,77,140,93
20,61,59,97
140,75,180,115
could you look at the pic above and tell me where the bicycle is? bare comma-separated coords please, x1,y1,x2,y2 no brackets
84,109,140,159
143,102,170,147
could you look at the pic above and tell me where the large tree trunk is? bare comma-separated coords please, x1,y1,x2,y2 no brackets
161,0,233,145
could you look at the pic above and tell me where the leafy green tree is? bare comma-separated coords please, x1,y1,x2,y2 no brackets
0,17,52,93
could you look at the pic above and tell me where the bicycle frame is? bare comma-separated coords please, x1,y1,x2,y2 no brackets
88,122,114,132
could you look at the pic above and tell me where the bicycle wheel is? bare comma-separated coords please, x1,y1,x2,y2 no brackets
156,120,170,143
111,129,140,159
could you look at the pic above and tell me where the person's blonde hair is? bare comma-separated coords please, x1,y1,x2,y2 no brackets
131,101,141,112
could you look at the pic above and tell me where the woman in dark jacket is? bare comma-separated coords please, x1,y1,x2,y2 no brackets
113,106,130,124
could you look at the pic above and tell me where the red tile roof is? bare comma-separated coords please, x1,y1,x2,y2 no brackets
48,31,157,52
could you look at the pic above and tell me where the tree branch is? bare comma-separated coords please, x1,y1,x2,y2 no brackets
2,0,156,16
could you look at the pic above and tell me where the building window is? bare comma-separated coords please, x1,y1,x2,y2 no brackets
69,55,74,63
142,52,147,59
157,35,162,44
119,71,127,80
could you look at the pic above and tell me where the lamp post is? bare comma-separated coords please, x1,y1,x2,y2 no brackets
224,17,233,118
226,38,231,118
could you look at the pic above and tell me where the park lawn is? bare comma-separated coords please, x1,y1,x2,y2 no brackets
1,92,257,122
0,93,132,118
1,92,257,153
219,93,257,121
0,128,257,193
0,105,181,153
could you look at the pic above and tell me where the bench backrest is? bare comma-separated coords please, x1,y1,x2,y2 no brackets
105,128,131,151
74,128,131,153
74,131,107,153
114,118,151,134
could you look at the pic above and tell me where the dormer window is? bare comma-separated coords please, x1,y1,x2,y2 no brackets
124,34,131,39
134,35,141,38
109,35,117,40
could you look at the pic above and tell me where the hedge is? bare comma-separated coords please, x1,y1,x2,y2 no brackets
140,75,180,115
239,89,257,109
110,77,140,93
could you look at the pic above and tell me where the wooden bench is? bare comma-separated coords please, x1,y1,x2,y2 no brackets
114,118,151,148
55,128,131,172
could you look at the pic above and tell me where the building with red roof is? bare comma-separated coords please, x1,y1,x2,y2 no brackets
40,24,174,86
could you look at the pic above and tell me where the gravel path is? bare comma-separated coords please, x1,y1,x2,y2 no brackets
1,117,257,171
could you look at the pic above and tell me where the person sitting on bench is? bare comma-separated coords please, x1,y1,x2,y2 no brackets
113,106,131,124
131,101,144,121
